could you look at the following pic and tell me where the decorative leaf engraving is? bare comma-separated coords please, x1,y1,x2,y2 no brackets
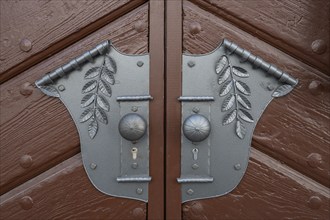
102,68,115,85
88,118,98,139
80,108,93,123
105,55,117,73
215,56,228,74
222,94,235,112
218,67,231,85
81,93,95,108
85,67,100,79
235,80,251,95
82,80,97,93
237,94,251,109
97,95,110,111
236,120,246,139
216,55,253,139
80,55,116,139
272,84,294,97
223,109,237,125
238,109,254,123
95,107,108,124
232,66,249,78
99,79,112,97
39,86,60,97
219,80,233,96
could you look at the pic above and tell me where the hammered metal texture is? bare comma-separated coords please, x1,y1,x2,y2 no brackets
183,114,211,142
178,39,297,203
119,113,147,141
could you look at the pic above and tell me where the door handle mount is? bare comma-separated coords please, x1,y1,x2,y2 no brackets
35,41,152,202
177,39,298,203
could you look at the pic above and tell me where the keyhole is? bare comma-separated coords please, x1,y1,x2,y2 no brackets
131,147,138,160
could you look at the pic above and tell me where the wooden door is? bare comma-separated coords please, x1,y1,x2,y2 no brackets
0,0,164,219
1,0,329,220
166,0,329,219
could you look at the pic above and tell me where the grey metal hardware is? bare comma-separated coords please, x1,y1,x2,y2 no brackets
178,39,298,203
118,113,147,141
35,41,151,202
183,114,211,142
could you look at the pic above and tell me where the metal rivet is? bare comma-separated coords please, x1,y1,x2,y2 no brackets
132,207,145,217
308,80,323,96
189,21,202,35
188,61,195,67
308,196,322,210
90,163,97,170
20,82,34,96
134,21,145,33
186,189,194,195
192,107,199,113
19,196,33,210
192,163,199,169
20,38,32,52
234,163,241,170
2,37,10,47
267,84,275,91
189,201,204,212
131,162,138,169
307,153,322,168
136,188,143,195
58,85,65,91
137,61,144,67
311,39,327,55
19,155,33,169
131,106,138,112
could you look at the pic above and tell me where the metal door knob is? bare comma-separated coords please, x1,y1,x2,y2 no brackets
183,114,211,142
119,113,147,141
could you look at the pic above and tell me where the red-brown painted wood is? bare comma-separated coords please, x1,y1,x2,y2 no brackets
149,0,165,219
191,0,330,75
0,3,149,195
182,148,329,220
183,0,330,187
166,0,183,219
0,0,147,83
0,154,146,220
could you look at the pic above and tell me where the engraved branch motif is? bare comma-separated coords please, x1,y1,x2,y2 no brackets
216,55,254,139
79,55,117,139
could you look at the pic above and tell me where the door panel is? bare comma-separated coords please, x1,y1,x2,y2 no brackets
0,3,149,195
0,154,146,220
0,0,147,83
189,0,330,74
183,0,329,189
0,1,166,218
179,0,329,219
182,149,329,220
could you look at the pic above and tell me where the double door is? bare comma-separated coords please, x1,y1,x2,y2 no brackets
0,0,329,219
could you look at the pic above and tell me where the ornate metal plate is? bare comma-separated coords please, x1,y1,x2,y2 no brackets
178,39,298,203
35,41,151,202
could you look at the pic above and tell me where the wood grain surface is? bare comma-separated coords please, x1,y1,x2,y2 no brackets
183,0,330,187
182,148,329,220
191,0,330,75
148,0,165,219
0,154,146,220
0,0,147,83
166,0,183,219
0,3,149,195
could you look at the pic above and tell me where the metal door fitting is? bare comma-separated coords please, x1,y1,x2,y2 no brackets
35,41,152,202
177,39,298,203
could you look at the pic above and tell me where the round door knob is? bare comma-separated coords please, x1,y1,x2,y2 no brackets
183,114,211,142
119,113,147,141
